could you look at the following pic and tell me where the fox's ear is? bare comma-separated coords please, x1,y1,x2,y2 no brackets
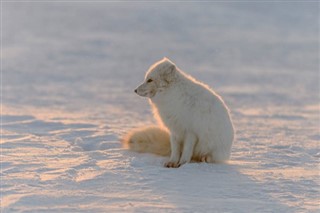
167,63,176,72
163,57,174,64
162,63,176,83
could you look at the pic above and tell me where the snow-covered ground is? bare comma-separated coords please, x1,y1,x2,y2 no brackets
2,2,319,212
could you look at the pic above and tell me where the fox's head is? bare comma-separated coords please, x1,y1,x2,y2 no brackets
135,57,177,98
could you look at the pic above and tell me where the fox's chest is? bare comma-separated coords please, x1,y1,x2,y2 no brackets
157,103,190,133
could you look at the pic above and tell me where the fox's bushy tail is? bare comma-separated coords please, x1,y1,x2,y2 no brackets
122,126,171,156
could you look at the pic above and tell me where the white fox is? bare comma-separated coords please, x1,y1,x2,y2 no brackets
123,58,234,168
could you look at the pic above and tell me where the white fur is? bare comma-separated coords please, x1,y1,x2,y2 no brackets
125,58,234,168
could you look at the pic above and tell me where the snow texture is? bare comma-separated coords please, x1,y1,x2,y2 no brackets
2,2,319,212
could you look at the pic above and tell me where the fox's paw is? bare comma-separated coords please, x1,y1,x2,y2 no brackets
200,155,213,163
164,161,180,168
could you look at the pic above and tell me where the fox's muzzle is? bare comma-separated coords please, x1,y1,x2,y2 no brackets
135,83,156,98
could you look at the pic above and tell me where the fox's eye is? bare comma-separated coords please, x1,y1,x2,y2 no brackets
147,79,153,83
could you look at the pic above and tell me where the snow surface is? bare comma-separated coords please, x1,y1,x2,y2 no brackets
2,2,319,212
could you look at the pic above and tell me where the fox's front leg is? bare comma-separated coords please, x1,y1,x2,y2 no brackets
178,132,197,166
164,134,182,168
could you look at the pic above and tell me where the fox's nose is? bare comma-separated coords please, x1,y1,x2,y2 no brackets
134,89,137,93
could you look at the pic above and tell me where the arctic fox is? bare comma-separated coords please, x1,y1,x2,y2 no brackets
123,58,234,168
